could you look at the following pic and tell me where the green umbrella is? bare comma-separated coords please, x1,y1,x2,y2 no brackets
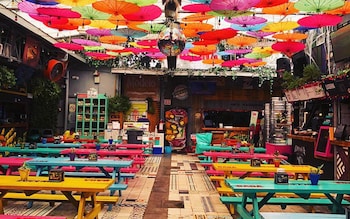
72,6,110,20
125,0,157,6
135,23,167,34
244,52,271,59
294,0,344,13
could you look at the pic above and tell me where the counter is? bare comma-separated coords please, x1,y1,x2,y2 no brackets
201,127,249,145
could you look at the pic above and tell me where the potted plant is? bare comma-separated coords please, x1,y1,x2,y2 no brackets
95,138,101,151
18,162,31,181
0,65,16,89
273,150,281,167
108,95,131,116
310,164,324,185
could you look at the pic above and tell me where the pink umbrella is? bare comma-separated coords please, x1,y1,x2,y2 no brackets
122,4,162,21
36,7,81,18
86,28,112,36
18,1,51,14
180,55,202,61
226,49,252,54
85,51,111,58
54,42,84,51
29,14,69,25
209,0,260,11
140,47,160,53
182,4,211,13
297,14,342,28
146,52,166,59
137,39,158,47
221,59,247,67
72,38,101,46
246,31,275,38
224,15,267,26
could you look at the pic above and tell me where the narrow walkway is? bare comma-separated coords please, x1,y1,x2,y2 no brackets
143,153,171,219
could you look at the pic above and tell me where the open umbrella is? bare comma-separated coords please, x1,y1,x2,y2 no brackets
26,0,58,6
244,61,267,67
99,35,128,44
244,52,271,59
36,7,81,18
18,1,48,14
86,28,111,36
208,10,253,17
54,42,84,51
272,32,308,41
58,0,96,7
44,22,79,31
262,21,299,32
192,40,218,46
254,0,288,8
136,39,158,47
92,0,140,16
226,49,252,54
84,46,105,51
68,18,91,26
224,15,267,26
262,2,299,15
122,4,162,21
180,54,202,61
325,2,350,15
125,0,157,6
29,14,69,25
181,22,213,38
111,28,147,39
182,4,211,13
132,23,167,34
71,6,111,20
272,41,305,57
227,35,258,47
221,59,247,67
200,28,237,41
89,20,116,29
297,14,342,28
209,0,260,11
101,43,124,50
246,31,275,38
189,45,217,56
294,0,345,13
230,23,266,31
202,58,224,65
182,13,214,22
72,38,101,46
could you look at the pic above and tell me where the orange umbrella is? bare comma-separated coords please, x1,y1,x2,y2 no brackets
108,15,144,28
227,35,258,47
202,58,224,65
262,21,299,32
189,45,217,56
182,13,214,22
99,35,128,44
244,61,267,67
92,0,140,16
181,22,213,32
272,32,308,41
325,2,350,15
68,18,91,26
262,3,299,15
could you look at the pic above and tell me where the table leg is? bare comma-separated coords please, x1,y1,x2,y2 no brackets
325,193,344,213
0,190,8,214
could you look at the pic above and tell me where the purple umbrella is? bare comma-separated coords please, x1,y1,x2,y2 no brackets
72,38,101,46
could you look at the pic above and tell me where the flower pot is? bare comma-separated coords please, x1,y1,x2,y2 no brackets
69,153,76,161
19,168,30,181
273,158,281,167
95,143,101,151
310,173,320,185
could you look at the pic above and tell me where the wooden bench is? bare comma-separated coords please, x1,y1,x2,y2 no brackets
260,212,346,219
0,215,66,219
220,196,350,214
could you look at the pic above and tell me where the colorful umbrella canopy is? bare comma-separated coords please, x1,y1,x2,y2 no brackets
68,18,91,26
247,31,275,38
136,39,158,47
58,0,96,7
92,0,140,16
111,28,147,38
122,4,162,21
230,23,266,31
99,35,128,44
54,42,84,50
180,54,202,61
181,13,214,22
272,41,305,57
192,40,218,46
227,35,258,47
125,0,157,7
225,15,267,26
72,38,101,46
262,2,299,15
294,0,345,13
182,4,211,13
71,6,110,20
297,14,342,28
325,2,350,15
86,28,111,36
202,58,224,65
254,0,288,8
221,59,247,67
189,45,217,56
262,21,299,32
89,20,116,29
200,28,237,41
272,32,308,41
209,0,260,11
36,7,81,18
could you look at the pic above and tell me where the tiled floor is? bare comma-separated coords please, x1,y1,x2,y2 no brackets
4,153,332,218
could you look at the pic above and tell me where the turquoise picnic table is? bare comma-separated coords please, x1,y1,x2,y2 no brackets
225,178,350,219
0,147,62,157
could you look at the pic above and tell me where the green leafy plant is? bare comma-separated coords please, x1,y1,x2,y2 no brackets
0,65,16,88
108,95,131,115
311,164,324,174
19,162,30,170
302,64,321,83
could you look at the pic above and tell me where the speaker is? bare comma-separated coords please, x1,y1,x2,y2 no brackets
276,58,291,73
292,51,308,78
167,56,177,70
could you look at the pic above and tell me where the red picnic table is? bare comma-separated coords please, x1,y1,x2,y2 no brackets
0,157,33,175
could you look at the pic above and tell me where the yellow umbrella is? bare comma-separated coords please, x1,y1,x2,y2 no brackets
272,32,308,41
227,35,258,47
89,20,116,29
261,21,299,32
58,0,96,7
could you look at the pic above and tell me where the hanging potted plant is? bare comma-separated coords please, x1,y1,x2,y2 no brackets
0,65,16,89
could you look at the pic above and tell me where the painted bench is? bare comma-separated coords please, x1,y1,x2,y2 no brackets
0,216,66,219
220,196,350,214
260,212,345,219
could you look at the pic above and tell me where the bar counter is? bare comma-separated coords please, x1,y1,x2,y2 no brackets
202,127,250,145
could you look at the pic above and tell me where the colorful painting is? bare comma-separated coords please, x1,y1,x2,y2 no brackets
165,109,188,150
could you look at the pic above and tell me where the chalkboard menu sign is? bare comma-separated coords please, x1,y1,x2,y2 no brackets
314,126,333,158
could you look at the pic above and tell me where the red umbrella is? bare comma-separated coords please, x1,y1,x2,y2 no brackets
272,41,305,57
297,14,342,28
209,0,260,11
122,4,162,21
36,7,81,18
221,59,247,67
180,55,202,61
29,14,69,25
182,4,211,13
85,51,111,58
44,22,79,31
200,28,237,41
54,42,84,51
137,39,158,47
192,40,218,46
254,0,288,8
92,0,140,16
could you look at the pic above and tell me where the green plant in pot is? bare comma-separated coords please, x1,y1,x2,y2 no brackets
108,95,131,116
18,162,31,181
310,164,324,185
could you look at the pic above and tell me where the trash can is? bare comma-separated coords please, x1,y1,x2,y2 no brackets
126,130,144,144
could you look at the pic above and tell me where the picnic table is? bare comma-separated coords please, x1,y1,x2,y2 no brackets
0,157,32,175
202,151,287,163
0,147,62,157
